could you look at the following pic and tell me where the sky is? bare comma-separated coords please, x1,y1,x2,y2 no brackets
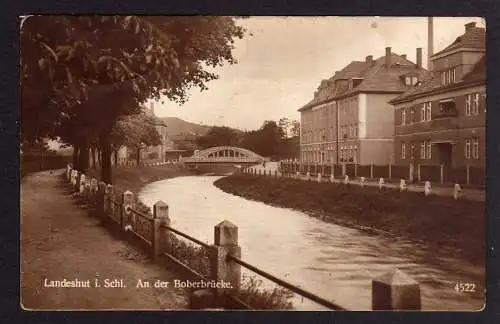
150,16,486,131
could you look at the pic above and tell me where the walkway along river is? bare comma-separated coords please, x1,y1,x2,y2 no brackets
139,175,484,311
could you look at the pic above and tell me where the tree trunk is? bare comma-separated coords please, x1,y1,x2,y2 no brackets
78,136,90,173
136,147,141,166
72,142,79,170
90,146,96,169
114,149,118,166
99,134,113,184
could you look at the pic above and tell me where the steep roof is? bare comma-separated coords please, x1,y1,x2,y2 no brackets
432,25,485,57
298,52,429,111
389,56,485,104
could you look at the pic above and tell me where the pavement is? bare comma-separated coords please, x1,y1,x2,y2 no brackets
20,170,187,310
246,163,485,202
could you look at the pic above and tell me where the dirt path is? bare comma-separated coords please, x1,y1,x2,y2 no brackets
21,170,188,310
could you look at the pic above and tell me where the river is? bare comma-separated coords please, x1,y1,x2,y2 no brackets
138,175,484,311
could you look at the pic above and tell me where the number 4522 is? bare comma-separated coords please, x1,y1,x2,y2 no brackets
455,283,476,292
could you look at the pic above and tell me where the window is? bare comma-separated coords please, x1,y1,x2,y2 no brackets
401,142,406,159
401,108,406,125
473,138,479,159
420,142,426,159
410,107,415,123
465,95,472,116
404,75,419,86
425,102,432,121
426,141,432,159
421,105,426,122
441,68,456,86
472,93,479,115
465,139,471,159
410,143,415,159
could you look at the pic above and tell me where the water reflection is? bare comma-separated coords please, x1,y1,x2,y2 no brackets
139,176,484,311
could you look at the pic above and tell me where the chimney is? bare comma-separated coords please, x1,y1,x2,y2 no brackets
401,54,407,60
385,47,391,68
416,47,422,68
365,55,373,63
465,22,477,31
428,17,434,71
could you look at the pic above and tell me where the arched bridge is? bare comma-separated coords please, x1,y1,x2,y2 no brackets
181,146,269,165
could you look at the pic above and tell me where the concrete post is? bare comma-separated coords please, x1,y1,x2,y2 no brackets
400,179,407,192
122,190,134,229
103,184,112,216
153,200,170,260
330,173,335,183
440,164,444,184
360,177,365,187
388,163,392,180
211,220,241,307
466,164,470,185
344,174,349,185
370,164,374,179
79,174,86,196
296,171,300,179
306,172,310,181
409,163,414,182
454,184,461,200
424,181,431,196
372,269,421,310
317,173,322,183
378,178,385,189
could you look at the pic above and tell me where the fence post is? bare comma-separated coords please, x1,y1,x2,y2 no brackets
372,269,421,310
152,201,170,260
409,163,414,182
121,190,134,230
211,220,241,307
388,163,392,180
466,164,470,185
104,184,112,216
370,164,374,179
342,163,346,177
440,164,444,184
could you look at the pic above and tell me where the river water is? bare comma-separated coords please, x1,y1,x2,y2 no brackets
139,175,484,311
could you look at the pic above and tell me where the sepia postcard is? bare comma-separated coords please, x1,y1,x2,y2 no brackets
20,16,486,311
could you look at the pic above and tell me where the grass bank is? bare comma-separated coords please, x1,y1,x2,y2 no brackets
214,173,485,265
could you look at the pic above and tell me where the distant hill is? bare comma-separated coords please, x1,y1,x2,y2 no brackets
160,117,212,138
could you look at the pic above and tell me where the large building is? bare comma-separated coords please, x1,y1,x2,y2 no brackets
389,22,485,169
298,47,429,165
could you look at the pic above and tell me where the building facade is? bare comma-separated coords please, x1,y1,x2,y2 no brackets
140,102,174,162
390,22,485,169
299,47,429,165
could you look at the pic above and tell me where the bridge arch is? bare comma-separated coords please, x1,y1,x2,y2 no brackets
182,146,267,164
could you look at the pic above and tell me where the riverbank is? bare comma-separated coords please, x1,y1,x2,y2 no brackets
214,174,485,265
86,165,193,195
21,170,188,309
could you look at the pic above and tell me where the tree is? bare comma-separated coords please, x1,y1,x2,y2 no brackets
110,110,162,166
195,126,241,149
20,16,245,183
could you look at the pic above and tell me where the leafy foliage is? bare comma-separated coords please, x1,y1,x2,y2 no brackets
20,15,245,181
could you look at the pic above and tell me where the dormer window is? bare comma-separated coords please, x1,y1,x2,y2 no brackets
441,68,456,86
352,78,363,88
404,75,419,86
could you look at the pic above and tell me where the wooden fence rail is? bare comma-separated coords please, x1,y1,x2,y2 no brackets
64,163,423,311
